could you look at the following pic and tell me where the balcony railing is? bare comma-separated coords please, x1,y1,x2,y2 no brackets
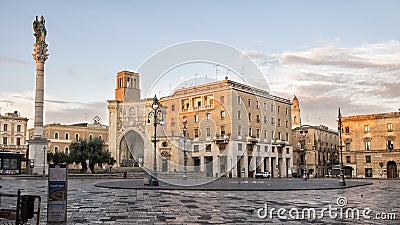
246,136,258,145
272,139,289,146
213,134,230,144
179,105,214,113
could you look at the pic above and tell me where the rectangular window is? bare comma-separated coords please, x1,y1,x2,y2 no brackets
346,156,351,163
272,146,275,153
256,114,260,122
238,111,241,120
220,96,224,104
388,123,393,132
264,130,267,139
256,129,260,138
286,120,289,128
171,104,175,112
365,168,373,178
237,126,241,137
206,113,210,121
194,129,199,138
387,140,394,151
286,148,290,154
264,116,267,124
194,114,199,122
238,143,242,151
248,99,251,107
206,144,211,152
248,113,252,122
16,138,21,146
171,117,176,125
365,141,371,150
345,143,350,152
286,108,289,115
277,105,280,113
265,146,268,152
278,119,281,127
366,155,371,163
345,126,350,133
264,102,267,110
194,145,199,152
237,96,241,104
220,111,225,119
248,128,252,136
3,124,8,131
2,137,7,145
206,127,211,138
16,125,21,133
220,126,225,135
256,101,259,109
271,104,274,111
285,132,289,141
364,125,369,132
271,118,274,125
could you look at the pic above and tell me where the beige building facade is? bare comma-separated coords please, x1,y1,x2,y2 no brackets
290,96,339,178
28,122,109,154
161,78,293,178
341,112,400,178
0,111,29,154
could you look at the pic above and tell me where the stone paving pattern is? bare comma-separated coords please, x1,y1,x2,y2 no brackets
0,177,399,224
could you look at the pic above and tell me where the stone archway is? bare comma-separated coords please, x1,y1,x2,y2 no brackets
387,161,397,179
119,130,145,167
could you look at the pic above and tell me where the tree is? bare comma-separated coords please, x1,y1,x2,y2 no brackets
68,137,116,173
48,151,69,165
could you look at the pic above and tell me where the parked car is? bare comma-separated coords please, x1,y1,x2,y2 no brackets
255,171,271,178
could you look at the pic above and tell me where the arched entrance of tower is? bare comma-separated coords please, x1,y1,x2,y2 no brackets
119,130,145,167
387,161,397,179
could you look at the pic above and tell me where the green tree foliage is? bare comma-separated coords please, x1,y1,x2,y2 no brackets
68,137,116,173
47,151,69,165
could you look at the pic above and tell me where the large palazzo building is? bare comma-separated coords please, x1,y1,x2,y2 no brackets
108,70,293,178
341,111,400,178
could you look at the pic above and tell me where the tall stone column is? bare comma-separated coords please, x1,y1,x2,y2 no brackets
27,15,49,175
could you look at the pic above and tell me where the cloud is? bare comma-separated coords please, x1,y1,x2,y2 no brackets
244,40,400,129
0,56,30,65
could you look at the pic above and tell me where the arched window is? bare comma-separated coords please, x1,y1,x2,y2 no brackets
75,133,79,140
65,133,69,140
89,134,93,140
54,132,59,139
65,147,69,154
54,146,59,153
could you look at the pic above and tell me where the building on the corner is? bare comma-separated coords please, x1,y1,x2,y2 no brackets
291,96,339,178
161,78,293,178
28,122,109,154
341,111,400,178
0,111,28,174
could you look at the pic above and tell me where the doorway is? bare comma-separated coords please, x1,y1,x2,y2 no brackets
387,161,397,179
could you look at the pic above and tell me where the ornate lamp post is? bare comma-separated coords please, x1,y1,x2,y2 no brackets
338,108,346,186
147,95,163,186
182,121,188,180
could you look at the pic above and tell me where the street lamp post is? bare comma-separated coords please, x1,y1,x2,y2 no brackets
147,95,163,186
182,121,187,180
338,108,346,186
43,146,46,177
300,129,308,180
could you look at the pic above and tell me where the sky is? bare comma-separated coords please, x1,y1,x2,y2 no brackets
1,0,400,130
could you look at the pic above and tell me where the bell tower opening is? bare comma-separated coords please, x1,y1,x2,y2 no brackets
115,70,141,102
291,95,301,128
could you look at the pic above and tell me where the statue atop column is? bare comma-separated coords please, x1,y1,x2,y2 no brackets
33,15,47,43
32,15,48,63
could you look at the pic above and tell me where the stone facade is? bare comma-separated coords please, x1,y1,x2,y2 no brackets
0,111,29,154
28,122,109,154
341,112,400,178
161,79,293,178
292,125,338,178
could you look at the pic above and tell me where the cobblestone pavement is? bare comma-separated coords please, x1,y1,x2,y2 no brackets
0,177,399,224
